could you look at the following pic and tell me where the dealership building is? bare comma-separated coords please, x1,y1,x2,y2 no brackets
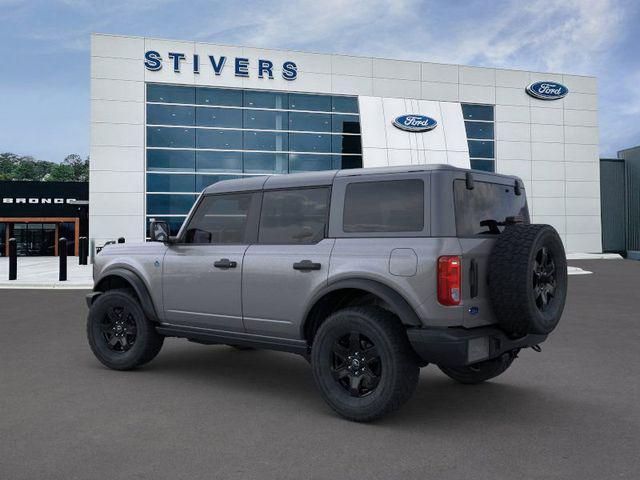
90,33,601,252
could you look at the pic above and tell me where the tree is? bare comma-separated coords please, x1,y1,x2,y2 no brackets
0,152,89,182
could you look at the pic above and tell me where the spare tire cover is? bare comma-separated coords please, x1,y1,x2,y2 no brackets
488,224,567,337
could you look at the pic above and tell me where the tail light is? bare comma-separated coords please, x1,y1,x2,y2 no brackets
438,256,461,306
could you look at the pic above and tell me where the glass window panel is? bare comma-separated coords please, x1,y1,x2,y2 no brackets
468,140,495,158
146,194,197,215
344,180,424,233
147,150,195,172
465,121,494,139
243,109,288,130
0,223,5,257
196,174,242,192
184,193,253,244
289,133,331,153
461,104,494,121
196,129,242,149
243,152,288,173
146,173,195,193
288,112,331,132
195,107,242,128
259,188,329,244
288,153,333,173
196,151,242,172
332,134,362,154
147,84,195,104
147,104,195,126
147,127,195,148
332,115,361,134
146,216,186,238
196,87,242,106
332,96,359,113
334,155,363,170
243,131,288,151
288,93,332,112
243,90,288,109
470,159,495,172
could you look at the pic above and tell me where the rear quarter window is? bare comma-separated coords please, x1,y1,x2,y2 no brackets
454,179,529,236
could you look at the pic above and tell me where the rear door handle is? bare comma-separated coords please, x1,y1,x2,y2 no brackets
293,260,321,271
214,258,237,269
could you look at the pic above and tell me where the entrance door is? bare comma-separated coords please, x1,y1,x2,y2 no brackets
13,223,56,256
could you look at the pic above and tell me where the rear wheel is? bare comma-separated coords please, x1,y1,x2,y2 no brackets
311,307,419,422
439,352,516,385
87,289,164,370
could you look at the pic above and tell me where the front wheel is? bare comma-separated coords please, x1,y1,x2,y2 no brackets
311,307,419,422
438,351,516,385
87,289,164,371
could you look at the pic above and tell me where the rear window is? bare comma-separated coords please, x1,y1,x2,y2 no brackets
343,179,424,233
454,180,529,236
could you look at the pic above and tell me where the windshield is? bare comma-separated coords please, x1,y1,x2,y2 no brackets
454,179,529,236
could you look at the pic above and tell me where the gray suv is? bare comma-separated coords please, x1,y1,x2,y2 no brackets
87,165,567,421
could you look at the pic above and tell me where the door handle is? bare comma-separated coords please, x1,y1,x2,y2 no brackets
293,260,321,271
214,258,237,269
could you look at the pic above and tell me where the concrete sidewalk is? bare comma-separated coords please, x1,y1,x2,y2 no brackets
0,257,93,289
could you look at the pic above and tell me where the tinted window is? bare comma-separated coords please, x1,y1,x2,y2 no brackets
196,107,242,128
243,152,288,173
339,155,363,170
147,150,195,171
454,180,529,236
259,188,329,244
243,90,288,109
185,193,253,244
147,127,195,148
147,84,195,104
146,194,197,215
196,129,242,149
196,174,241,192
147,104,195,125
332,96,359,113
461,104,494,121
343,180,424,233
243,131,288,151
146,173,195,193
468,140,494,158
332,135,361,154
289,94,332,112
196,151,242,172
289,133,331,153
196,87,242,106
470,159,495,172
288,153,333,173
288,112,331,132
464,121,494,139
332,115,361,134
243,109,287,130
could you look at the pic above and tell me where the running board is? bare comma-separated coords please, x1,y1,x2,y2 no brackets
156,323,309,356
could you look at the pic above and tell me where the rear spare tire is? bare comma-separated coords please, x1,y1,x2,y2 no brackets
488,224,567,337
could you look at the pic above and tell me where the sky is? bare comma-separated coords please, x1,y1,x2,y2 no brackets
0,0,638,162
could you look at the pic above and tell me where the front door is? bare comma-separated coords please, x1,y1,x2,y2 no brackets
162,192,258,332
242,187,332,339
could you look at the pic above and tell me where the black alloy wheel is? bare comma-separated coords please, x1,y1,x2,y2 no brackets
331,331,382,397
532,246,556,312
101,306,137,352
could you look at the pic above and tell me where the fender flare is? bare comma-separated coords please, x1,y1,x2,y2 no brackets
92,267,159,322
302,278,422,337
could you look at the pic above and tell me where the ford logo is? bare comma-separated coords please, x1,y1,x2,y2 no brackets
526,81,569,100
392,114,437,132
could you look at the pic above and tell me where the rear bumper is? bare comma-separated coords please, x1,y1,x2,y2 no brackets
407,325,547,367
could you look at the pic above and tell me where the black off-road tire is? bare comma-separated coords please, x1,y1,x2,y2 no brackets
488,224,567,337
87,289,164,371
439,352,516,385
311,307,420,422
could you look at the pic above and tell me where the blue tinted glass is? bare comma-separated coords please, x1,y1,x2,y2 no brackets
289,154,334,172
196,87,242,106
147,104,195,125
196,151,243,172
243,152,288,173
147,84,195,104
146,173,195,193
289,94,332,112
196,174,242,192
332,115,361,134
244,90,288,109
470,159,495,172
332,135,362,154
196,107,242,128
335,155,363,170
243,131,288,151
289,133,331,153
146,216,186,237
146,194,197,215
147,150,195,171
468,140,495,158
461,104,494,121
288,112,331,132
243,109,288,130
147,127,195,148
196,129,242,149
332,96,359,113
464,121,494,139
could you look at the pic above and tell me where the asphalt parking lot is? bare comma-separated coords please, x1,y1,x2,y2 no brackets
1,260,639,480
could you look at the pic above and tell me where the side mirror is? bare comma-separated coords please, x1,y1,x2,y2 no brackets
149,220,170,242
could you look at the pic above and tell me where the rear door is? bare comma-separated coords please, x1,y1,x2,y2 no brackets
242,187,333,339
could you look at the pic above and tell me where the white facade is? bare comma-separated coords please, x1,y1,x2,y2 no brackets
90,33,601,252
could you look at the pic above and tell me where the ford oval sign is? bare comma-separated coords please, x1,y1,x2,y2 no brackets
526,81,569,100
392,114,438,132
